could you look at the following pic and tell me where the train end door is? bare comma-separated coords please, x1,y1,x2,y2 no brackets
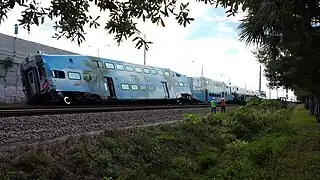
25,68,40,98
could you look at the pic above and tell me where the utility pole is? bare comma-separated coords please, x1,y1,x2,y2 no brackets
13,24,18,58
201,64,204,77
259,65,262,93
143,33,146,65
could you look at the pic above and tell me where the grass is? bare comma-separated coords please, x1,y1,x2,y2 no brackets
0,100,319,180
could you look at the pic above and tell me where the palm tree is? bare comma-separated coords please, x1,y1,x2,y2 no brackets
83,56,109,97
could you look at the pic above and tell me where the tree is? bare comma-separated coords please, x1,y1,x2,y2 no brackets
0,0,203,50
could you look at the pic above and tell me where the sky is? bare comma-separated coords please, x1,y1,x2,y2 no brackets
0,0,295,100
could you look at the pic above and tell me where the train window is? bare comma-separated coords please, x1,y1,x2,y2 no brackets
135,67,142,73
178,82,184,87
176,73,181,77
92,60,103,68
183,82,188,87
140,85,147,91
143,68,150,74
150,69,157,75
39,67,46,80
164,71,170,76
28,72,34,83
83,73,91,81
158,70,164,75
68,72,81,80
148,85,155,91
131,84,139,91
52,70,65,79
126,66,134,72
121,84,130,90
116,64,125,70
105,62,115,69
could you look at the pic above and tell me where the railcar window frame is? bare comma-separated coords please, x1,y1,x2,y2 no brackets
121,83,130,90
116,64,125,71
126,65,134,72
51,70,66,79
83,72,91,81
131,84,139,91
140,85,147,91
150,69,157,75
105,62,115,69
143,68,150,74
158,70,164,75
68,72,81,80
135,67,142,73
148,85,155,91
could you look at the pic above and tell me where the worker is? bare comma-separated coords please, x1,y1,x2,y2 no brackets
220,97,226,113
211,97,217,114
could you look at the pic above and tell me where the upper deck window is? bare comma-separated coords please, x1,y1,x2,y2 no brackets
126,66,134,72
150,69,157,75
135,67,142,73
158,70,164,75
143,68,150,74
164,71,170,76
68,72,81,80
92,60,103,68
52,70,65,79
105,62,115,69
116,64,125,70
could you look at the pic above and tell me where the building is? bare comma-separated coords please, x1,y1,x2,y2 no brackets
0,33,78,104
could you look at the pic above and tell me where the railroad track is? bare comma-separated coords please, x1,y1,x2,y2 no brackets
0,104,214,117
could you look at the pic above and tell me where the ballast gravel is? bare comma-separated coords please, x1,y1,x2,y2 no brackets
0,107,210,147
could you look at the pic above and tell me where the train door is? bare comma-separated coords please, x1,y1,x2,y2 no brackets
205,89,208,102
103,77,116,98
26,69,38,97
161,81,170,98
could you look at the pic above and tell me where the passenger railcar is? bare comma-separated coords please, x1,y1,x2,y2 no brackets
187,77,233,103
20,54,193,105
20,52,265,105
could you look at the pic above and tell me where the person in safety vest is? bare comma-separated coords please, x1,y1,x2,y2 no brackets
211,97,217,114
220,97,226,113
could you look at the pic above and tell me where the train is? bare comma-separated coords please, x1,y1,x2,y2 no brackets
20,53,266,105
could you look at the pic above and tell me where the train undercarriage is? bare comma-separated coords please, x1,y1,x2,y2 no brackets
26,91,197,106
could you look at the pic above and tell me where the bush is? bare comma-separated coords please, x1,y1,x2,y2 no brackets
0,99,296,180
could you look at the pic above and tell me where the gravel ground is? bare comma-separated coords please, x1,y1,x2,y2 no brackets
0,107,213,148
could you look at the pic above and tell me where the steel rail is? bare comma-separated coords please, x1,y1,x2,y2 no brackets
0,104,214,117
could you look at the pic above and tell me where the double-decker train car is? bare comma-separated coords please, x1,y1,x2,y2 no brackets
20,54,193,105
187,77,233,103
20,53,264,105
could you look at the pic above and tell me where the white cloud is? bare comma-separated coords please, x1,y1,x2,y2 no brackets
0,1,294,99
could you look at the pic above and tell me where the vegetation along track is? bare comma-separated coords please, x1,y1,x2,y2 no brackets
0,104,238,117
0,105,239,151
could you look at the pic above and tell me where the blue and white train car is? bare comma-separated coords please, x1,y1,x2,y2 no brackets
20,54,192,105
187,77,233,103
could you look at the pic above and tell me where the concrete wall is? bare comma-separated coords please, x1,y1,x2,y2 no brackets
0,33,79,104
